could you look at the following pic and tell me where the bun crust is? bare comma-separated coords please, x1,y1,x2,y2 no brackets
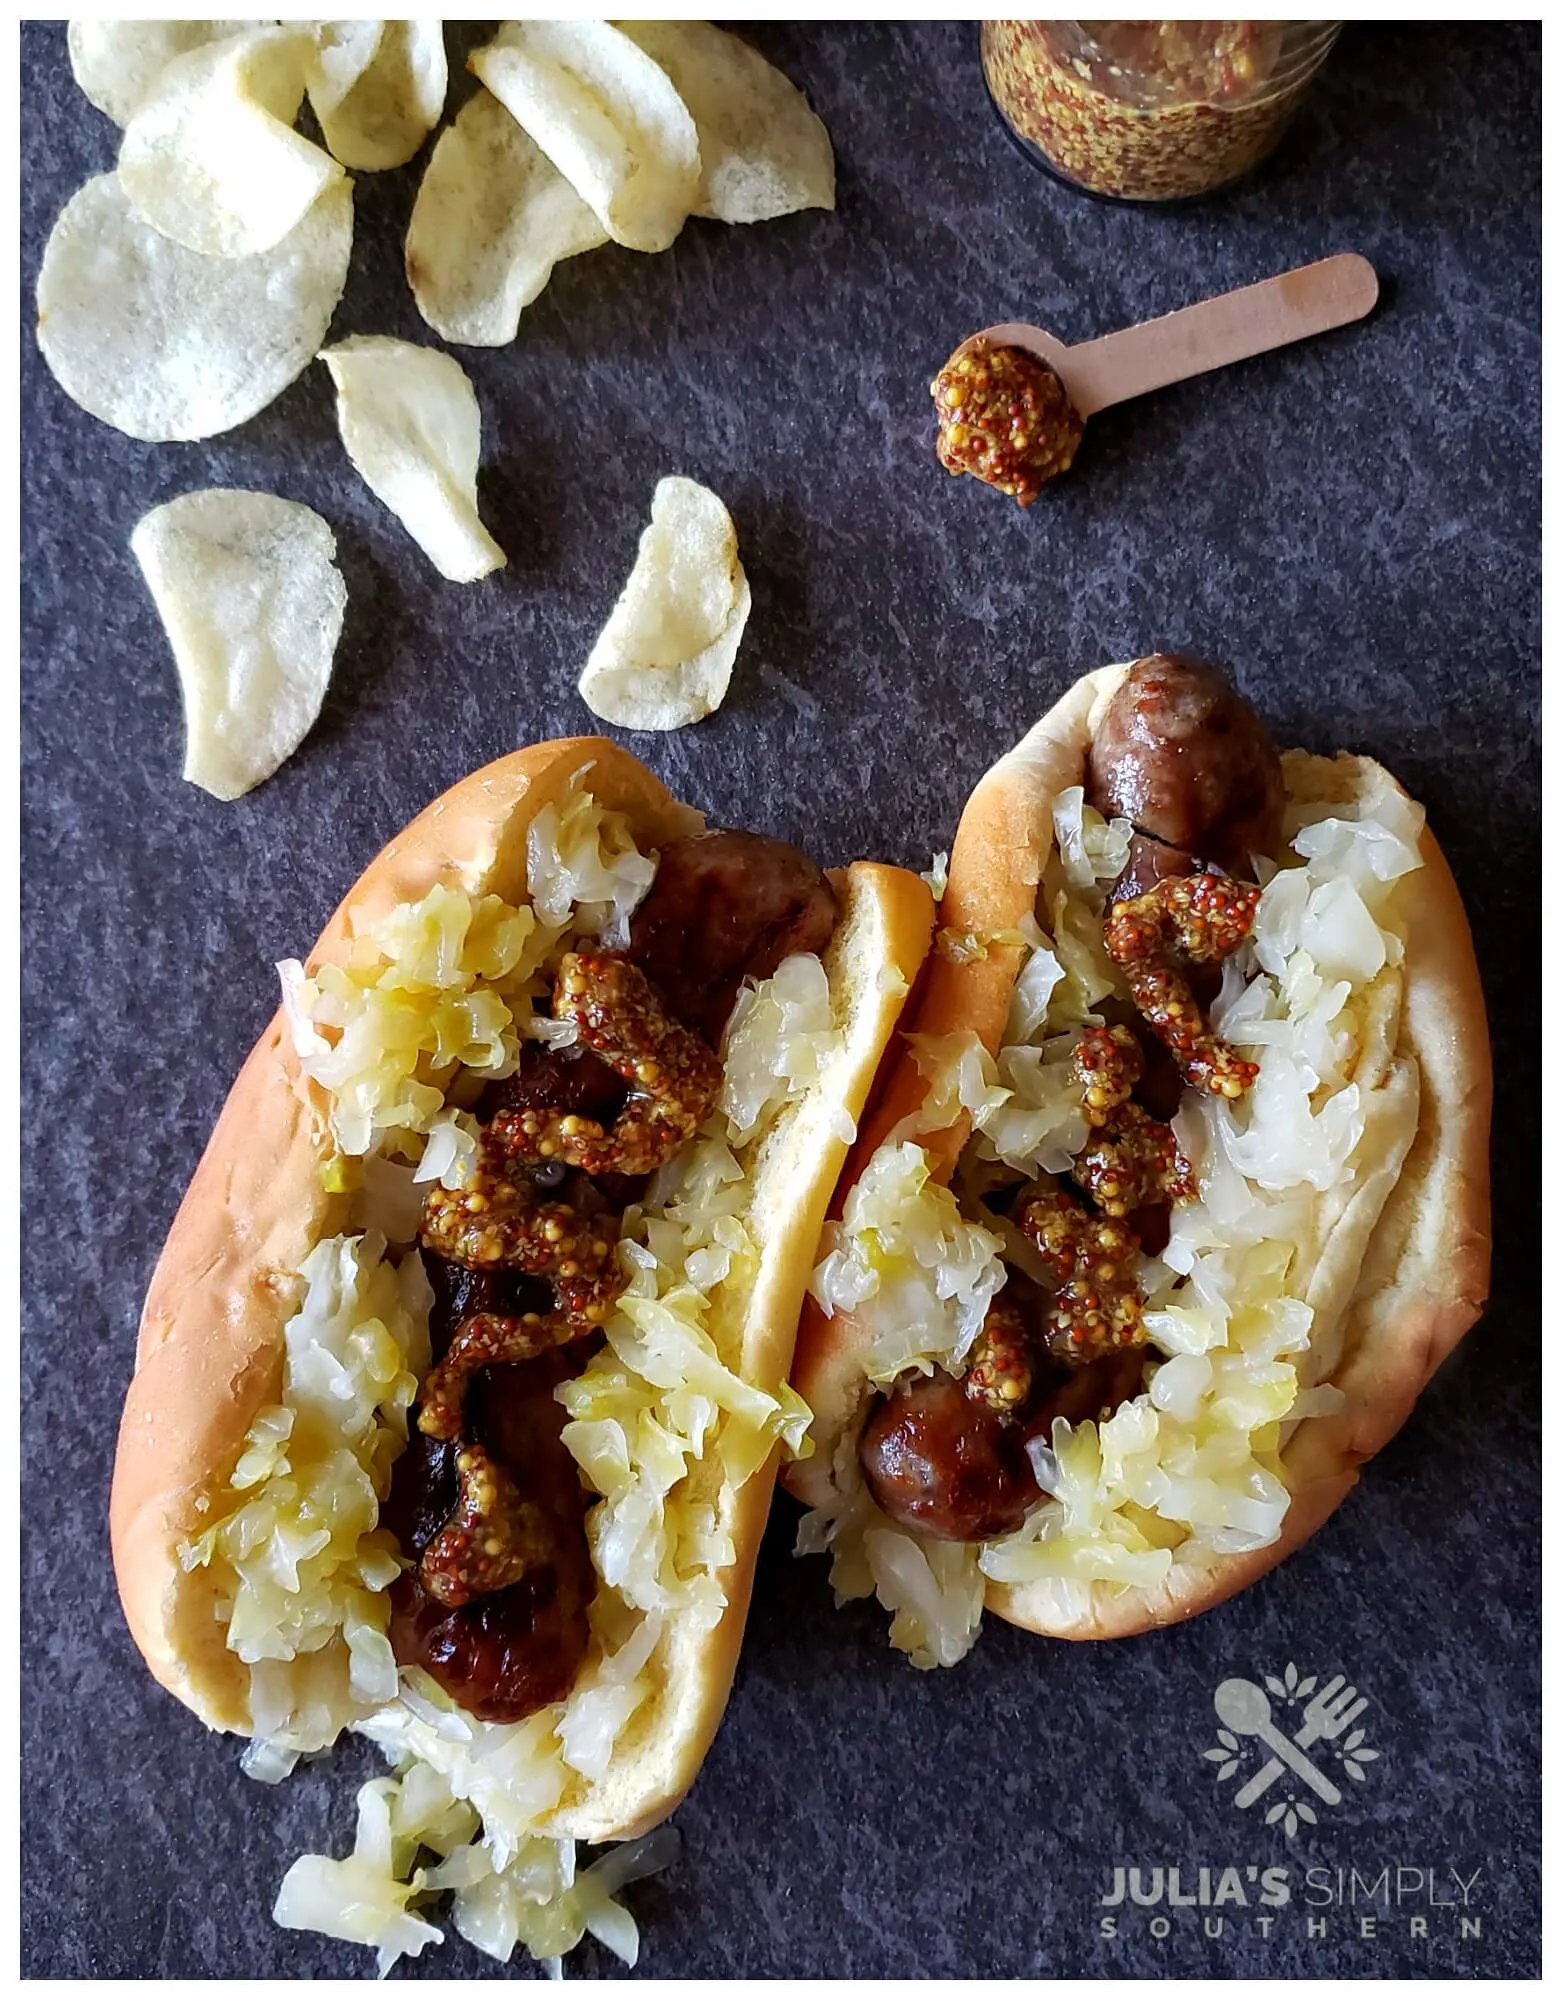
110,741,935,1834
788,668,1492,1636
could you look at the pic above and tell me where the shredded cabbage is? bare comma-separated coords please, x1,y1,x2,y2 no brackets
559,1139,814,1630
525,765,658,944
341,948,829,1956
807,788,1424,1659
794,1443,988,1671
182,1234,431,1761
415,1106,482,1189
278,885,549,1160
720,952,851,1146
548,946,841,1647
1047,885,1123,1024
810,1141,1005,1385
861,1527,985,1668
274,1774,450,1976
977,1036,1089,1176
1003,916,1066,1044
900,1024,1090,1180
903,1030,1010,1136
358,1689,572,1861
1050,785,1133,893
275,1759,676,1976
556,1615,664,1782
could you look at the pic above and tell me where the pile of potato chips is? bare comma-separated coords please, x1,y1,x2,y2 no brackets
42,20,833,440
37,21,834,793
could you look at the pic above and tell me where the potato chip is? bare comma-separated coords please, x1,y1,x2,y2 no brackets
131,490,347,801
307,19,448,172
119,26,344,258
66,21,256,126
36,173,353,442
578,476,751,731
405,88,607,346
620,22,836,224
469,21,700,254
320,336,506,584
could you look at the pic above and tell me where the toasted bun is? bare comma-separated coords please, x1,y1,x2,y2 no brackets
111,739,935,1836
788,667,1492,1637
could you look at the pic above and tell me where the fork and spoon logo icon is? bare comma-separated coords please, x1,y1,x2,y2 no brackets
1205,1663,1378,1837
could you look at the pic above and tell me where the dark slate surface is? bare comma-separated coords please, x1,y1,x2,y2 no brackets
21,19,1537,1981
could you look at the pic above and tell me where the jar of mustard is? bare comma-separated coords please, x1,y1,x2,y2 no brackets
981,21,1342,203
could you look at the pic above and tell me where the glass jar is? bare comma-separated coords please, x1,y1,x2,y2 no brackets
981,21,1341,203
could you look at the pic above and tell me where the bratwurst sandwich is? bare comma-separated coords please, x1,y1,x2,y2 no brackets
111,741,933,1966
789,657,1490,1662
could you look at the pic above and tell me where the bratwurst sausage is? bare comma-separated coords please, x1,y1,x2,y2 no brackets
626,830,839,1045
1109,829,1196,906
383,1319,595,1723
1086,654,1285,878
858,1348,1149,1543
859,1371,1041,1542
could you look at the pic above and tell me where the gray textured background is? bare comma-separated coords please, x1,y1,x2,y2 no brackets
22,19,1537,1980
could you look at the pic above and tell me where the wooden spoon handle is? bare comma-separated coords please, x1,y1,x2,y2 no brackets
1061,253,1379,418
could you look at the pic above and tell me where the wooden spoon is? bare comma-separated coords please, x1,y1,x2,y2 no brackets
959,252,1379,420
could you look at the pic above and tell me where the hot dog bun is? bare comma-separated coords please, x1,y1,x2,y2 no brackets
112,738,936,1838
788,666,1491,1639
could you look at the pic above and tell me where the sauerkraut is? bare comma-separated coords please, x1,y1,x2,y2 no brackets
802,775,1424,1657
809,1140,1005,1385
327,950,830,1956
274,1756,676,1974
524,768,659,944
797,1488,987,1670
278,885,546,1162
181,1232,431,1769
719,950,853,1146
